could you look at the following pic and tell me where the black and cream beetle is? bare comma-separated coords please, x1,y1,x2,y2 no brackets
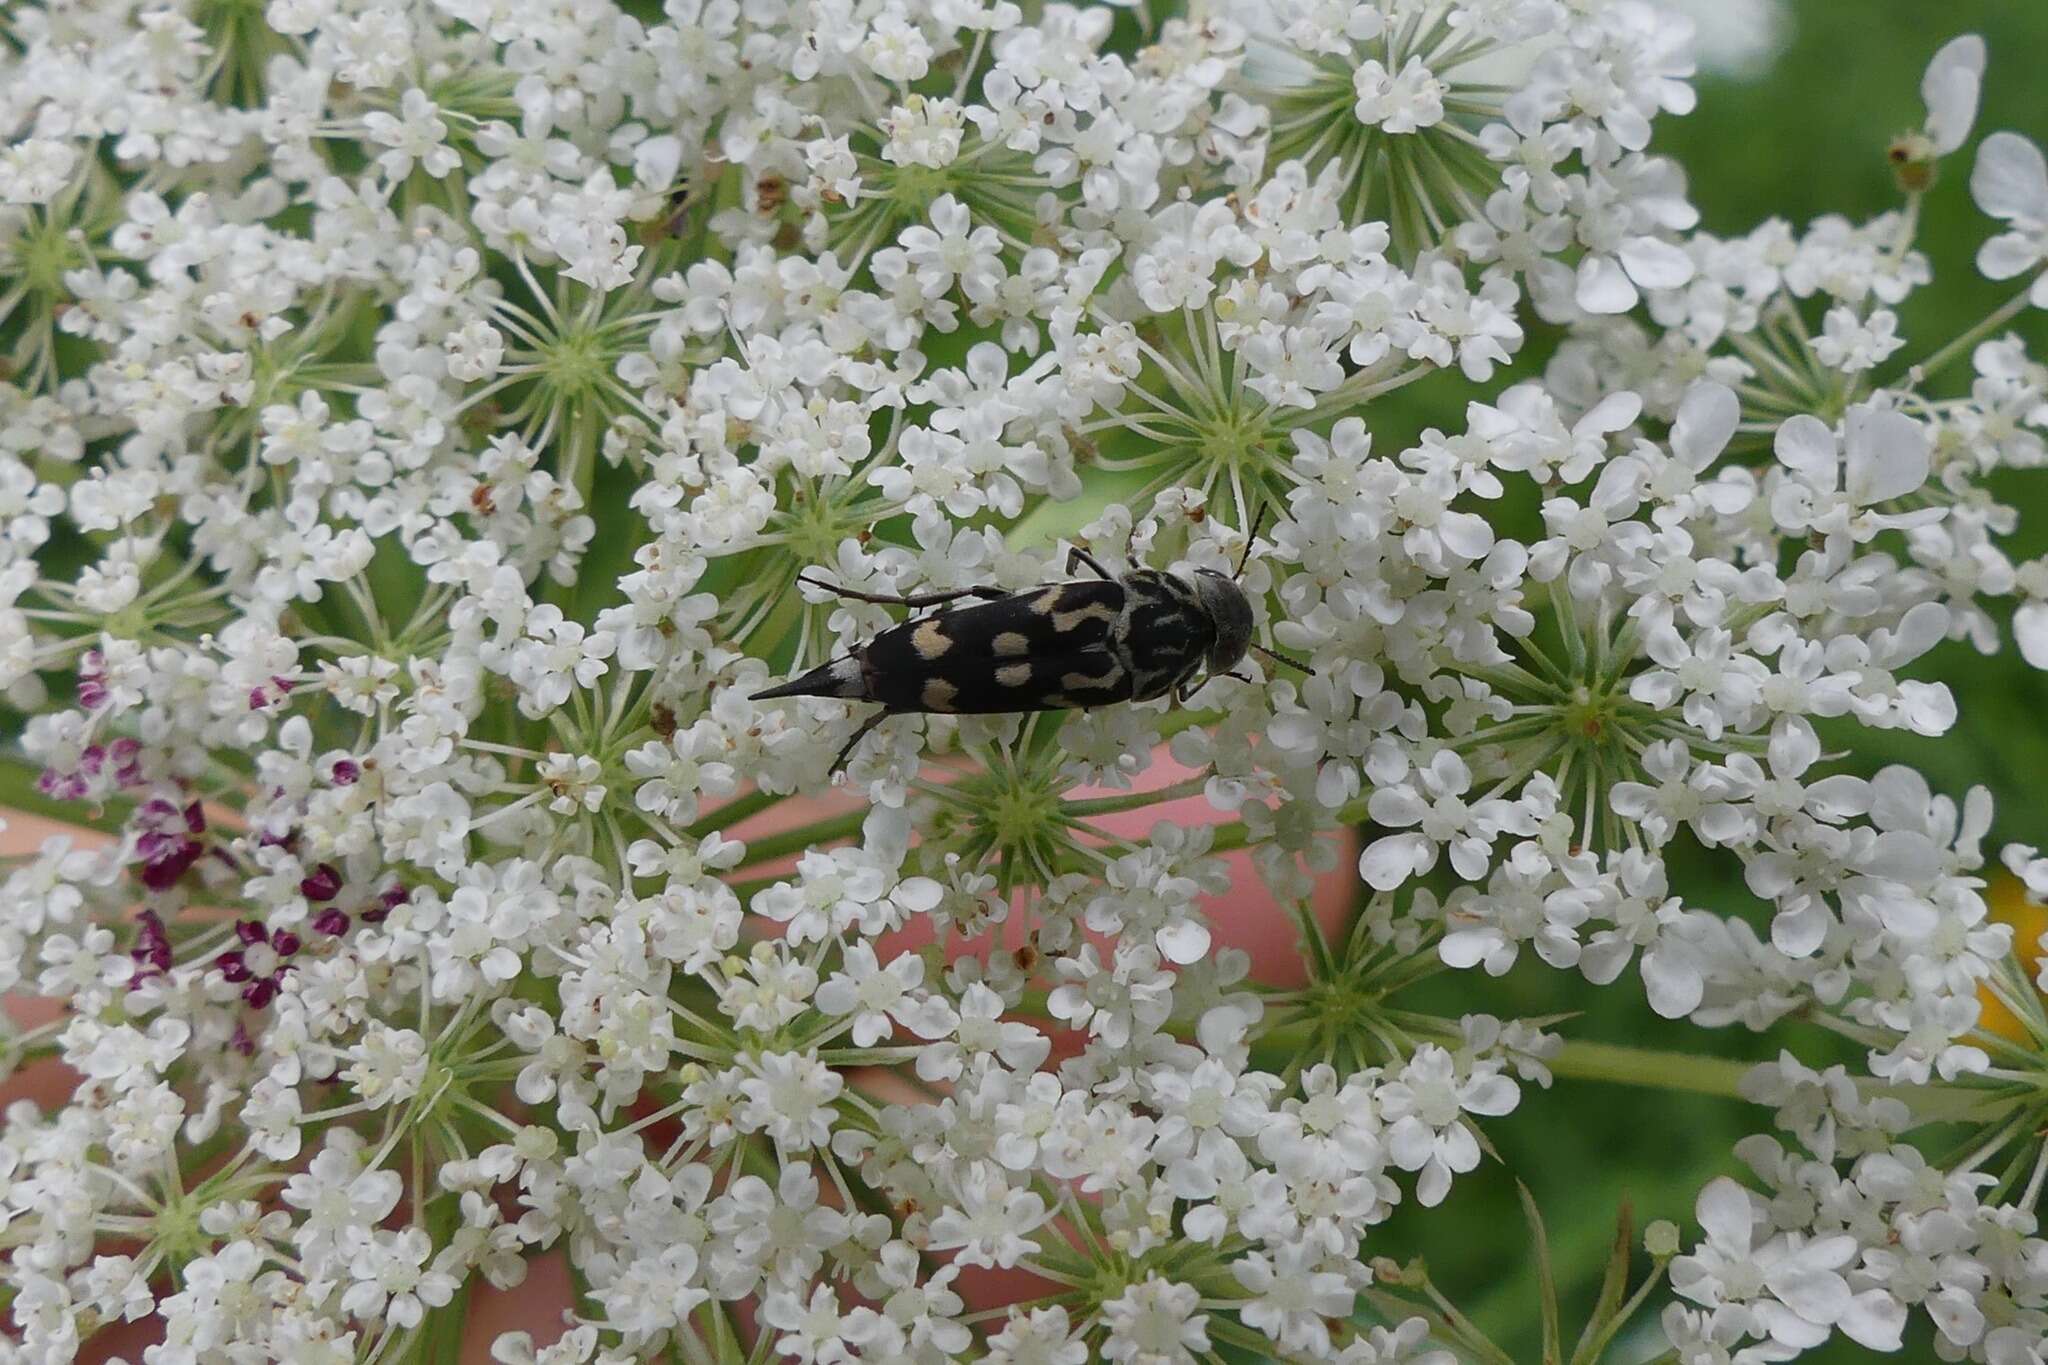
752,528,1311,771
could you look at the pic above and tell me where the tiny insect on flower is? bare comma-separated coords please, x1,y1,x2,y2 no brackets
751,518,1312,771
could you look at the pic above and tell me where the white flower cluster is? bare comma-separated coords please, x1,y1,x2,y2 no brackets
1,2,2046,1363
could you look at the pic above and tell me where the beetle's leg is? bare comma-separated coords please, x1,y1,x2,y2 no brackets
1234,504,1268,580
1065,546,1114,581
830,710,888,774
1175,678,1201,705
800,574,1008,608
1251,642,1315,675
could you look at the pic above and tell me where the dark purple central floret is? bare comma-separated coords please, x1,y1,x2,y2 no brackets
128,910,172,983
135,798,207,892
300,862,343,901
218,918,303,1008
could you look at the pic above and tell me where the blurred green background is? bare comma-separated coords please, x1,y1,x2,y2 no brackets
1356,4,2048,1361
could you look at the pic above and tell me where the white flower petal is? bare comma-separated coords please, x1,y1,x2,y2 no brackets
1361,833,1434,890
1971,132,2048,223
1155,918,1212,966
1437,510,1496,561
1763,1249,1852,1324
1439,926,1501,970
1694,1176,1755,1253
1668,385,1737,469
1642,944,1704,1019
1575,254,1639,314
1368,787,1429,827
1844,408,1929,505
2014,601,2048,668
892,877,943,912
1460,1074,1518,1116
1771,899,1829,958
1861,829,1942,884
1618,236,1696,291
1977,231,2044,281
1578,390,1643,437
1774,415,1838,483
1768,718,1820,778
1921,34,1985,155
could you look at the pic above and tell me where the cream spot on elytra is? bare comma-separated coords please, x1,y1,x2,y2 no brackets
911,619,952,659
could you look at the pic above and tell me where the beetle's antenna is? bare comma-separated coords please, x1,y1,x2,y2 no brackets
1253,642,1314,675
1235,504,1267,581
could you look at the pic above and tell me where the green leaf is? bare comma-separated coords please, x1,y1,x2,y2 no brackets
1571,1200,1634,1365
1517,1181,1563,1365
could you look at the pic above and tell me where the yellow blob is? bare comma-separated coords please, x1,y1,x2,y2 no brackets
1977,872,2048,1042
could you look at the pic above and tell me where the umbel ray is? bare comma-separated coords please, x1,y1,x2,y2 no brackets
752,514,1314,771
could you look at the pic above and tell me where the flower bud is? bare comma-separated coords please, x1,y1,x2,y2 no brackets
1368,1255,1428,1287
1888,132,1939,193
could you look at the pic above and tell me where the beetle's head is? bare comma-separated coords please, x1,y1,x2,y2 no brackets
1191,569,1253,675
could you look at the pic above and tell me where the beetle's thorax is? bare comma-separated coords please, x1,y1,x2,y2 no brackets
1189,568,1253,675
1111,568,1219,702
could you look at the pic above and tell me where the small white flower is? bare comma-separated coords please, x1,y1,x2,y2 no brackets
1812,306,1904,372
1100,1275,1209,1365
814,942,955,1045
927,1166,1051,1269
341,1227,459,1330
1376,1046,1519,1206
736,1050,844,1151
362,89,462,181
1671,1177,1904,1351
1770,405,1938,541
1353,57,1446,134
1233,1243,1356,1355
0,137,78,203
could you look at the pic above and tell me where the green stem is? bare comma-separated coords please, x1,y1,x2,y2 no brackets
684,786,783,839
1571,1261,1669,1365
1897,272,2046,388
732,807,868,868
1540,1040,1752,1098
1205,820,1254,854
1062,776,1208,817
